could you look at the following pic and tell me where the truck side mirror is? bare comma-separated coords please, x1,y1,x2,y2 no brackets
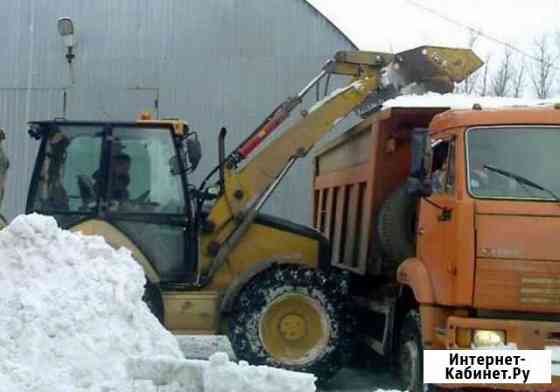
406,176,433,197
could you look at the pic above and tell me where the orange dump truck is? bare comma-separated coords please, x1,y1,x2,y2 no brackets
312,104,560,391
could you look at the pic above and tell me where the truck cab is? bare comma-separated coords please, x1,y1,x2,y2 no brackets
313,104,560,391
409,106,560,389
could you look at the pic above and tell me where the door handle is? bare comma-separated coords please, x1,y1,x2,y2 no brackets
438,208,452,222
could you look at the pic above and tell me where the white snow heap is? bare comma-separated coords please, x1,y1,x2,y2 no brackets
0,214,317,392
0,213,183,391
382,92,560,110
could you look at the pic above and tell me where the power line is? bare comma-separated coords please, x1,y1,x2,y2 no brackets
405,0,560,71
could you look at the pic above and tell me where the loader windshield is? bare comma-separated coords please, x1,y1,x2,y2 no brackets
29,124,186,215
467,126,560,200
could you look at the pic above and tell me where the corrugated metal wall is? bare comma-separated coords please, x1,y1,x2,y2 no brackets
0,0,356,223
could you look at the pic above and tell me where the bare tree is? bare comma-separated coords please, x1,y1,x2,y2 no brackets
455,29,482,94
512,62,526,98
491,48,515,97
478,54,492,97
530,34,557,99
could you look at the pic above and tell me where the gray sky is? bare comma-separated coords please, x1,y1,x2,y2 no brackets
308,0,559,63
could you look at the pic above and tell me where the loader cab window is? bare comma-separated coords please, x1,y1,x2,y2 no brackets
107,127,191,282
107,127,186,214
431,138,455,194
31,126,102,212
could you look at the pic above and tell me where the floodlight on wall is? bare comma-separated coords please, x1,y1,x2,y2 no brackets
57,17,76,64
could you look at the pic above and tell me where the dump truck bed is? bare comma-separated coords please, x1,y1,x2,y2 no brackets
312,106,448,275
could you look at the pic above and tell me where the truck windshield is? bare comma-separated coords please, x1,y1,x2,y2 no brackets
467,126,560,200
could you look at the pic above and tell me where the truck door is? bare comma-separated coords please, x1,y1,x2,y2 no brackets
417,137,459,304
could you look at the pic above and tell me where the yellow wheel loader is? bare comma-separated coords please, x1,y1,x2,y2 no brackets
24,46,481,379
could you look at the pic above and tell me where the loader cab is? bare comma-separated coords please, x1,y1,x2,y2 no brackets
26,120,200,283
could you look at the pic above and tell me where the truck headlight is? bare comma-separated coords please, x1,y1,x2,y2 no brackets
472,330,506,348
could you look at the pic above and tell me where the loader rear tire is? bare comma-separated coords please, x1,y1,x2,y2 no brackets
377,183,418,274
228,264,348,381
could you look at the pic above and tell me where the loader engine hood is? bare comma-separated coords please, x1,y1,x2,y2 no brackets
255,213,331,271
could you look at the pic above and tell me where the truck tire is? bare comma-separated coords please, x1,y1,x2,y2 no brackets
228,264,348,381
377,183,418,274
142,282,164,324
398,310,435,392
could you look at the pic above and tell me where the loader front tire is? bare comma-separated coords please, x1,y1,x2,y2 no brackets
228,264,347,381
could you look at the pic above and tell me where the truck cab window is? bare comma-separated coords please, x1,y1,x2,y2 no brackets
431,138,455,194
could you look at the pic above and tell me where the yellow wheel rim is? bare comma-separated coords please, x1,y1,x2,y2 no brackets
259,293,329,365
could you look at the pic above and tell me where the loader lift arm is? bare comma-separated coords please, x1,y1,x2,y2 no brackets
196,46,482,284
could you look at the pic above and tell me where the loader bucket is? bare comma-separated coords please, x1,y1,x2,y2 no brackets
352,45,483,117
395,45,484,89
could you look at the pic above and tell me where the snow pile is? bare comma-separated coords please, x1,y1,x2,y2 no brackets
0,213,183,391
0,214,317,392
382,92,559,110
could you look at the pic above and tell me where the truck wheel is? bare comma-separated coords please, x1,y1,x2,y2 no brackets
377,183,418,274
398,310,434,392
228,264,347,381
142,282,164,324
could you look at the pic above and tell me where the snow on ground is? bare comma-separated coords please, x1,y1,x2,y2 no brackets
0,214,316,392
547,346,560,377
319,361,401,392
176,335,237,361
382,92,560,110
128,352,316,392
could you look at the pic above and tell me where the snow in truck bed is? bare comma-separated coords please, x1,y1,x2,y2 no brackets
381,92,559,110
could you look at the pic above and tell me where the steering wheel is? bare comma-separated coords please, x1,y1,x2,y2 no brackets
127,190,161,211
133,190,151,203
